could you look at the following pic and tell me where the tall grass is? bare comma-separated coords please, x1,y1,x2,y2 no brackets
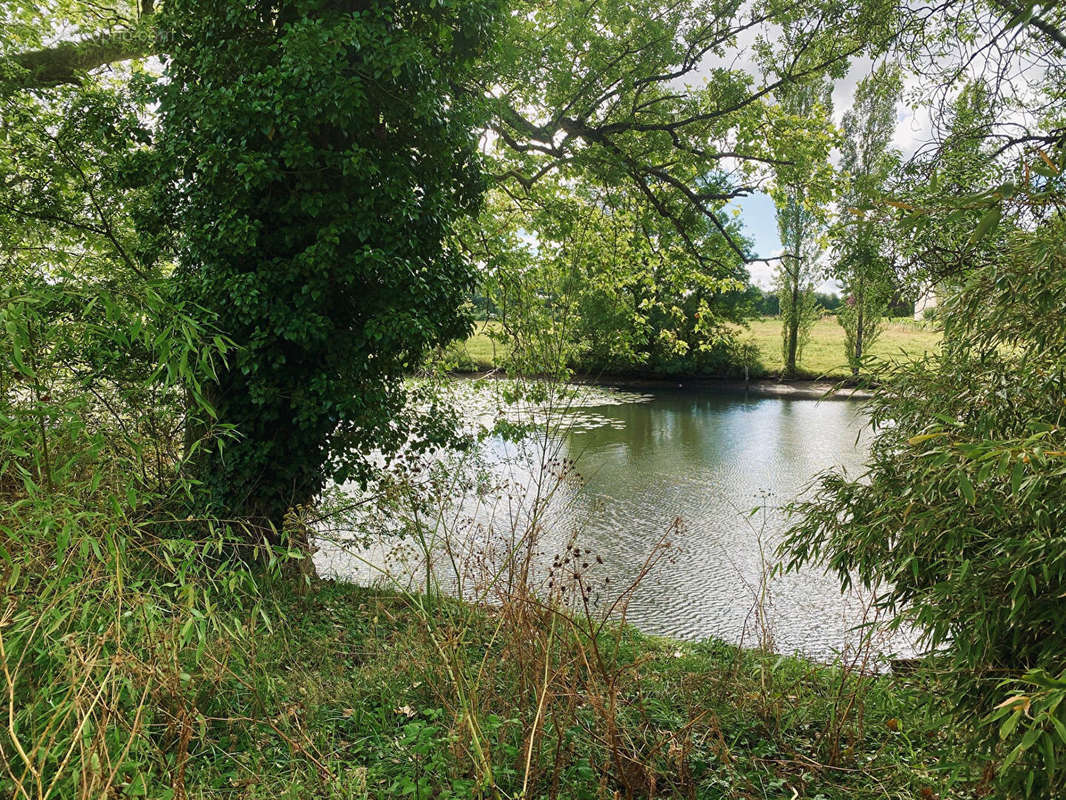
0,281,295,799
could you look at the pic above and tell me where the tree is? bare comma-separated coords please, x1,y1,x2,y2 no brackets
784,3,1066,789
768,75,834,378
890,80,1005,293
483,0,890,265
755,21,840,378
475,1,873,380
476,177,752,377
833,64,902,375
0,2,154,91
774,193,823,377
785,211,1066,795
153,0,500,536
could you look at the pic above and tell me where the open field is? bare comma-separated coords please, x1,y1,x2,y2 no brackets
452,317,942,379
452,320,506,370
741,316,941,379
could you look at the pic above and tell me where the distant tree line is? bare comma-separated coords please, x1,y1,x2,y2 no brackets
746,286,918,319
746,287,842,317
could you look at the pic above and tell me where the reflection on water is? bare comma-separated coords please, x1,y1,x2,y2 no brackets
553,390,889,659
315,383,913,662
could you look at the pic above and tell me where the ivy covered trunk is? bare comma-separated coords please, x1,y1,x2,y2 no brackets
155,0,499,540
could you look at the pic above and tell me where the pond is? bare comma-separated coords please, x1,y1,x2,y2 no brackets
314,381,914,663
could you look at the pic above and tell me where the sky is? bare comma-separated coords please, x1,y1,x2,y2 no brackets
731,192,782,287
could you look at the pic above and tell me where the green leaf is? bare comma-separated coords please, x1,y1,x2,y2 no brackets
1049,715,1066,746
1001,708,1023,740
1011,461,1024,494
970,204,1002,245
958,472,975,504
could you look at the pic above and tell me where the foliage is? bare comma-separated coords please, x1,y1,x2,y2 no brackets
832,64,902,375
0,1,141,61
0,224,275,800
837,283,887,376
483,0,892,246
5,565,980,799
748,287,781,317
469,0,892,381
770,78,835,376
0,63,230,492
0,50,290,800
0,485,287,800
775,267,821,375
474,179,755,378
815,291,843,312
785,5,1066,789
456,316,942,380
745,288,844,318
784,215,1066,795
757,25,840,378
0,1,153,92
153,0,501,534
887,79,1009,318
4,1,1065,798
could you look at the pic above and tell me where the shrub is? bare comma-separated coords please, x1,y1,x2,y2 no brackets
782,219,1066,795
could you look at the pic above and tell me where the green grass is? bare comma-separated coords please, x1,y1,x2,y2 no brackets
450,317,941,379
163,579,980,799
5,526,988,799
453,320,506,371
740,316,941,379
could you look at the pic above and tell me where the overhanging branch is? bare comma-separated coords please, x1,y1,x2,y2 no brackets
2,16,156,92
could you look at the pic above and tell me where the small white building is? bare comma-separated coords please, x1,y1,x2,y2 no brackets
914,286,938,320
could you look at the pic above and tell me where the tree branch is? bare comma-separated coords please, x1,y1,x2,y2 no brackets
2,16,156,92
989,0,1066,51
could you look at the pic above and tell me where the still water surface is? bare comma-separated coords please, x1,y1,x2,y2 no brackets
316,383,912,662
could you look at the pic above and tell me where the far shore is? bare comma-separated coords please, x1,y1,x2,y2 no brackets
454,317,939,385
589,375,875,401
450,370,875,401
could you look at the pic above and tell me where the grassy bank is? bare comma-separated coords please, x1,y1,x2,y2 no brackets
4,503,992,800
111,578,979,799
450,317,940,380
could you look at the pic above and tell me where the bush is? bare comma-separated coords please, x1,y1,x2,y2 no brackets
0,277,300,799
782,219,1066,795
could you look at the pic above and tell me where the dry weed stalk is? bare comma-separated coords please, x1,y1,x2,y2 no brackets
315,378,710,798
